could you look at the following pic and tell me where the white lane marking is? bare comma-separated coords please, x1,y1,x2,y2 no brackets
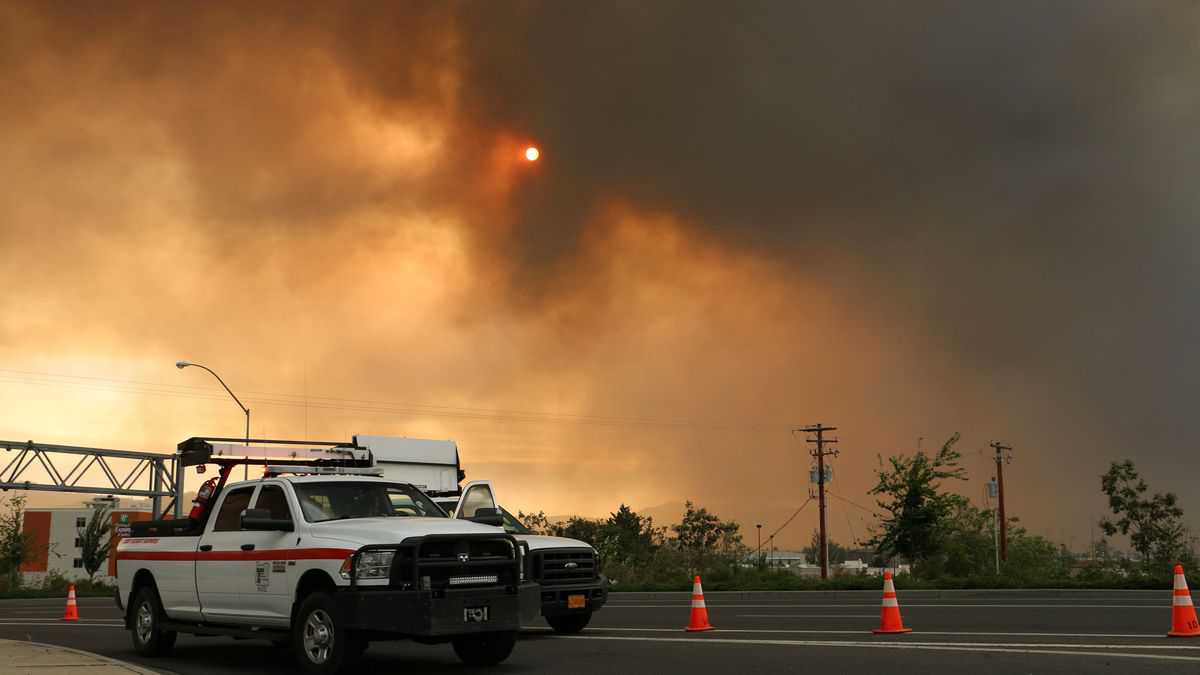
547,635,1200,663
558,627,1165,639
734,614,880,618
607,603,1165,609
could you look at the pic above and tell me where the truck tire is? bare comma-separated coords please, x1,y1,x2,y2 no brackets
292,592,347,675
451,630,517,666
546,611,591,634
129,584,177,656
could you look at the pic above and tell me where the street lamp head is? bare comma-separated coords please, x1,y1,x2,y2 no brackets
175,360,192,369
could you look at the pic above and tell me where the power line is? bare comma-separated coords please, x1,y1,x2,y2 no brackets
766,497,814,542
0,367,789,432
826,489,877,517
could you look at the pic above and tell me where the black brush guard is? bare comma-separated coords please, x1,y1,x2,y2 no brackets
335,533,539,638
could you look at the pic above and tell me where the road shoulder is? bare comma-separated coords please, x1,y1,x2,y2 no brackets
1,638,165,675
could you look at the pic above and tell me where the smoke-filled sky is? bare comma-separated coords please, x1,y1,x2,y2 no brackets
2,1,1198,550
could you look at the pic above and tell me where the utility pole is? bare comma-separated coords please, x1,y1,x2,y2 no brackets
756,524,763,568
797,424,838,579
991,441,1013,562
987,478,1000,574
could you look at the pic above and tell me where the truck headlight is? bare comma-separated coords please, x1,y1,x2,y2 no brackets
340,550,395,580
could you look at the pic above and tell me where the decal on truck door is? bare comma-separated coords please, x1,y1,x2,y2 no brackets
255,562,270,592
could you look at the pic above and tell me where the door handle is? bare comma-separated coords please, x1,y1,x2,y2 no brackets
199,545,213,552
241,544,256,551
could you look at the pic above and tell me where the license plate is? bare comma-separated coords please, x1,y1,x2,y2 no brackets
463,606,490,623
567,594,586,609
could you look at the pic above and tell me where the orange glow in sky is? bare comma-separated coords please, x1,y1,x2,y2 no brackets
524,146,540,161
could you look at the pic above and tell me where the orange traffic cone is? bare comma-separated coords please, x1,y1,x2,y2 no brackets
62,584,79,622
1168,564,1200,637
872,570,911,634
685,575,714,632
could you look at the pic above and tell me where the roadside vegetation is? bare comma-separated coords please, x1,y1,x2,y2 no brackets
522,435,1196,591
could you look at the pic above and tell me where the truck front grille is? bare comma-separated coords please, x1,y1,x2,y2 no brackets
533,548,597,586
381,535,520,592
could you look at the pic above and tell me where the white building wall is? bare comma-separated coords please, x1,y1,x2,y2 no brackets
22,501,151,587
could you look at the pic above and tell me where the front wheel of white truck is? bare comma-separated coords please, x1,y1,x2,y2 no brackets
129,584,177,657
451,630,517,666
292,592,348,675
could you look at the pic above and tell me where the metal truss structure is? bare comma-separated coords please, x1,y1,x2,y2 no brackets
0,439,178,518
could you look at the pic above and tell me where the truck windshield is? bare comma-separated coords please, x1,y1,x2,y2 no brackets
293,482,444,522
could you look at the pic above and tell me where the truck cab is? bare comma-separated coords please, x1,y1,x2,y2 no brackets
357,435,608,634
116,437,539,674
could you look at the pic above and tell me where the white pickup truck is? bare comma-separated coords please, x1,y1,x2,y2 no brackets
116,438,539,674
359,435,609,633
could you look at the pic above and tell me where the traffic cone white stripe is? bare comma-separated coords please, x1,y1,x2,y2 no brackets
881,598,899,608
692,599,707,608
1177,574,1189,591
1175,595,1194,607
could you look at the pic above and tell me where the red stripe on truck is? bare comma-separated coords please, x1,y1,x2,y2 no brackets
117,548,354,562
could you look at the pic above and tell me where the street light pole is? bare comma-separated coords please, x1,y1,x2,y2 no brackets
176,360,251,478
756,524,762,568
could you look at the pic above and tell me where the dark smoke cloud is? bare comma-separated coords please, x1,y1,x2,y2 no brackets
0,2,1197,547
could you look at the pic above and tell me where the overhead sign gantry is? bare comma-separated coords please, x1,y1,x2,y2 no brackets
0,439,178,518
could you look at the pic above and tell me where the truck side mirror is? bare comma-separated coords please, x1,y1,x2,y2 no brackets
241,508,293,532
469,507,503,527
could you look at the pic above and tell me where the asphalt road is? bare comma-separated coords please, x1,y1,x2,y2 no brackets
3,589,1199,673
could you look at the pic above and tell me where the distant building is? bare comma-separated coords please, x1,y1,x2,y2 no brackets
20,497,153,585
764,550,808,568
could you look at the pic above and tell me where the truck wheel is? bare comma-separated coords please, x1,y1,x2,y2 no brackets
546,611,591,634
292,593,347,675
451,630,517,666
130,585,177,656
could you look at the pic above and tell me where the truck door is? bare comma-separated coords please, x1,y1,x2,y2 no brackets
245,482,298,624
195,484,258,623
453,480,499,520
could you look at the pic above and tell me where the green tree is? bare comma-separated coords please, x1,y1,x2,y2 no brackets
516,510,552,535
553,516,604,546
0,496,33,590
79,503,113,582
1100,460,1195,573
601,504,660,567
1004,520,1068,581
935,497,996,577
671,502,742,572
866,433,967,573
